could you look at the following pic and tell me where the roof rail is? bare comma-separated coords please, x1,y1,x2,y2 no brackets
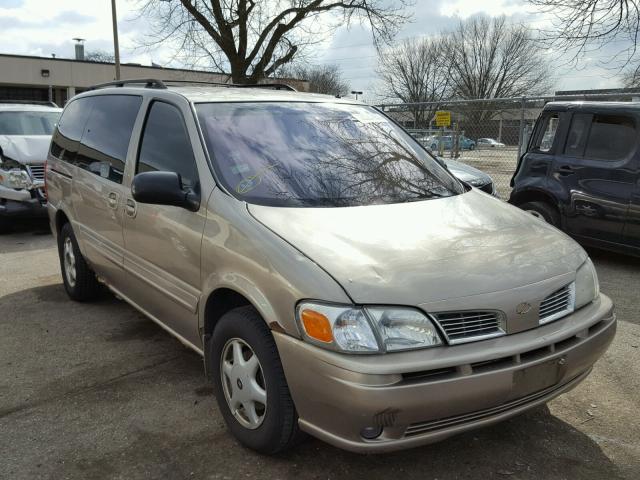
0,99,59,107
237,83,297,92
88,78,167,91
162,79,297,91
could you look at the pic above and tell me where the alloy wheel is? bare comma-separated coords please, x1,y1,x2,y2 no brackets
220,338,267,429
63,237,77,288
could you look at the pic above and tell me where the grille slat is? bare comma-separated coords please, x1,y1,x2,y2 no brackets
541,298,570,311
433,311,505,345
539,284,574,324
28,165,45,181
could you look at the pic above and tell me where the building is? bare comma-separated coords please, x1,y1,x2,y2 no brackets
0,52,307,106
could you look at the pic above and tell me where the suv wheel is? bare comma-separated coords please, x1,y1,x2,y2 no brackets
519,201,560,228
58,222,101,301
208,306,304,454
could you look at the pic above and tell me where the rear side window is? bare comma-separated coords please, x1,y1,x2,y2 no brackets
75,95,142,184
585,115,635,161
137,101,198,188
530,113,559,153
51,97,94,162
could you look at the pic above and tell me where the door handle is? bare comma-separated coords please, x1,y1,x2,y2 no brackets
125,198,137,217
558,165,576,175
107,192,118,209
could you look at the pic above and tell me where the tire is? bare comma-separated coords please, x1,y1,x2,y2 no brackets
519,201,560,228
469,144,475,151
58,222,101,301
431,143,437,150
0,217,10,234
208,306,304,454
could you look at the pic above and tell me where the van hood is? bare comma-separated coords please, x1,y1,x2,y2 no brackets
248,190,586,305
0,135,51,166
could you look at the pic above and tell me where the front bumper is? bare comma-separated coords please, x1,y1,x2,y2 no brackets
0,184,47,218
275,294,615,453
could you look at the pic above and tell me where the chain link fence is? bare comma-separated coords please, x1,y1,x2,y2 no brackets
377,92,640,198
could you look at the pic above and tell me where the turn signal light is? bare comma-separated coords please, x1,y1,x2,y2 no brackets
300,309,333,343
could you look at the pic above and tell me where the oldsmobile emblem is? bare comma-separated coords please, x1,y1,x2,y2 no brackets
516,302,532,315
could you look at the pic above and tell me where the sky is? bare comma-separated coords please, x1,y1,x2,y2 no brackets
0,0,630,101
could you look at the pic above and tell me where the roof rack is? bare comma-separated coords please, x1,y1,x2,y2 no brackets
88,78,168,90
162,79,297,91
0,99,59,107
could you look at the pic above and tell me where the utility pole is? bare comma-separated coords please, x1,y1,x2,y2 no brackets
111,0,121,80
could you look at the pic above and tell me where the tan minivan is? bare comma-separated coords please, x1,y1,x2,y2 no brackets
46,80,616,454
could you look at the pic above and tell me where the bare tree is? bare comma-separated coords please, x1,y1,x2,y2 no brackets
444,16,553,139
447,16,552,100
85,50,116,63
138,0,410,84
377,37,452,128
528,0,640,68
279,64,349,95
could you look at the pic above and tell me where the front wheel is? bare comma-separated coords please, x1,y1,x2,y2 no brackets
208,306,304,454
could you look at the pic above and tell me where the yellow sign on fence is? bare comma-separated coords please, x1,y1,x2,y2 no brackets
435,110,451,127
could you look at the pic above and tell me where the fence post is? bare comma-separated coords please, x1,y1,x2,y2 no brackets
517,96,526,159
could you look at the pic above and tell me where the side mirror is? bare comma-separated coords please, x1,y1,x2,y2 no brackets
131,171,200,212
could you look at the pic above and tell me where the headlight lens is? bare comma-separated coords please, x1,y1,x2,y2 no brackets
1,169,31,189
575,258,599,309
296,302,442,353
366,307,442,351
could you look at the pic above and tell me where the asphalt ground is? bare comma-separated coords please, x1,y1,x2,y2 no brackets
1,218,639,480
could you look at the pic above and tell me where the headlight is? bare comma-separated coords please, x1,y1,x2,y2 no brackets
1,169,31,189
366,307,443,351
296,302,442,354
575,258,599,309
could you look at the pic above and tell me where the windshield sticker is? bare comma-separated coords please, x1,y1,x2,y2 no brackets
231,164,251,175
236,165,276,194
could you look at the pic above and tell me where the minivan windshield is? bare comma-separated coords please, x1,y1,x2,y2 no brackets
196,102,463,207
0,111,60,135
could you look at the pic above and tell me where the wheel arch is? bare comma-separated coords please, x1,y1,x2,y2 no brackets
55,208,70,236
201,281,286,341
510,188,560,212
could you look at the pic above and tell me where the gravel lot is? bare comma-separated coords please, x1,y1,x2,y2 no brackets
1,219,639,480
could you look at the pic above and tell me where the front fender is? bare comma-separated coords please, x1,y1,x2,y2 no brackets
199,189,351,337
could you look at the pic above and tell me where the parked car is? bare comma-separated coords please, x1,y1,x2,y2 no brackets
510,101,640,256
437,156,498,196
0,101,62,230
477,138,506,148
46,80,615,454
429,135,476,151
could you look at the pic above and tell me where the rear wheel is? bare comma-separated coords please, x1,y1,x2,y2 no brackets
519,201,560,228
58,222,101,301
208,306,304,454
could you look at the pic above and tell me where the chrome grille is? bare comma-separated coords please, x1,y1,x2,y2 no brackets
432,311,505,345
28,164,45,181
539,283,575,324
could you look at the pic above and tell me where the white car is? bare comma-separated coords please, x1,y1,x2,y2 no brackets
477,138,506,148
0,101,62,230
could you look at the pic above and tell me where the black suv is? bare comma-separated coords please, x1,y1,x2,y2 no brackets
510,101,640,256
